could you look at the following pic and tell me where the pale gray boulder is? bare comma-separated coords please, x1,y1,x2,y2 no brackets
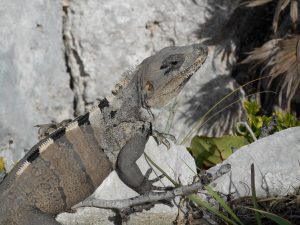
208,127,300,198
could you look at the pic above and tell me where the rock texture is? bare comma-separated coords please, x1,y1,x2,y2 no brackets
57,137,197,225
0,0,73,168
63,0,244,140
208,127,300,198
0,0,244,168
1,1,299,224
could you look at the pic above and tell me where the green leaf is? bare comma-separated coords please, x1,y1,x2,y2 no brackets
244,100,261,115
188,135,249,169
240,99,300,142
250,164,262,225
189,194,239,225
275,111,300,131
244,207,293,225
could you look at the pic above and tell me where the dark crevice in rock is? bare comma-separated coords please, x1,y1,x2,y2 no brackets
63,41,77,117
63,6,77,117
72,49,90,77
62,4,90,116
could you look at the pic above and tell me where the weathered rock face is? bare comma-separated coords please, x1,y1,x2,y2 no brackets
0,0,243,167
64,0,243,141
63,0,215,115
0,0,243,223
0,0,73,168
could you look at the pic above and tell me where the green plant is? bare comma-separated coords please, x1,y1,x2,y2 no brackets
239,99,300,142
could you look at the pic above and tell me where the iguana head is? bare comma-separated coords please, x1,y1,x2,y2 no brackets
140,43,208,108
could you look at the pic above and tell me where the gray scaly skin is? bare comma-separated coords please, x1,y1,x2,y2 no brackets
0,43,208,225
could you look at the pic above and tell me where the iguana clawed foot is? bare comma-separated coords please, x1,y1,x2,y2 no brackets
34,119,72,140
152,130,176,149
138,168,174,193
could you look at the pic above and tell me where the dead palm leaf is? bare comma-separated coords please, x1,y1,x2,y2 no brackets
242,0,298,32
242,35,300,110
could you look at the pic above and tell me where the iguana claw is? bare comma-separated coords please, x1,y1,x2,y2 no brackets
136,168,164,193
139,168,174,207
35,119,72,140
140,168,174,192
152,130,176,150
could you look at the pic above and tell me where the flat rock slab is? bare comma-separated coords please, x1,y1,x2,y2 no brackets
208,127,300,198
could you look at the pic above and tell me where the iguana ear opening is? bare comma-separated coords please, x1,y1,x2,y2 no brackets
145,81,154,93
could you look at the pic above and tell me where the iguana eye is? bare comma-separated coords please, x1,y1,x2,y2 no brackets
160,60,179,70
145,81,154,93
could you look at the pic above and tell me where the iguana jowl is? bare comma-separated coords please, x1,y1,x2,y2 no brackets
0,43,208,225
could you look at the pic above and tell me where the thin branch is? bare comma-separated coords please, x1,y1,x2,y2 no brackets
73,164,231,213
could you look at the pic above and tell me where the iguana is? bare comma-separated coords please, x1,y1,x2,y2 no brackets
0,43,208,225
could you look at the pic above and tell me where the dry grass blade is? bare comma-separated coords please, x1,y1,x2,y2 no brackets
290,0,298,31
242,35,300,110
241,39,280,66
273,0,289,33
242,0,274,7
232,193,300,224
242,0,298,33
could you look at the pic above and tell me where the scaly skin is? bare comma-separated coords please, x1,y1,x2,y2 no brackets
0,43,208,225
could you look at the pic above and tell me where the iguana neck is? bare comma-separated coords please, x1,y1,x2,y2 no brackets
111,71,148,121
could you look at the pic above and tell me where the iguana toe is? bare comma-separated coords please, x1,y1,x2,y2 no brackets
152,130,176,149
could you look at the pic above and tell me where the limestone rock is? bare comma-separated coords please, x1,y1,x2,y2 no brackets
64,0,243,139
208,127,300,198
0,0,73,168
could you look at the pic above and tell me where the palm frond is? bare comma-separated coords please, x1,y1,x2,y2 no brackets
242,0,298,32
242,35,300,110
290,0,298,31
242,0,274,7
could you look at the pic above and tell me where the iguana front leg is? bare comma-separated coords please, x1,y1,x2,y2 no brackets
116,134,163,194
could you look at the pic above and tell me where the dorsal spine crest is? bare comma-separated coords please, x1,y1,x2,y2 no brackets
16,161,31,177
65,121,79,131
111,65,139,96
39,138,54,153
